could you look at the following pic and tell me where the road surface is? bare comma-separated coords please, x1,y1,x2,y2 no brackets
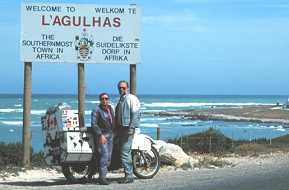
1,154,289,190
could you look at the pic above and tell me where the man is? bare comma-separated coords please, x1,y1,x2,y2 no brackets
115,80,141,184
91,93,114,185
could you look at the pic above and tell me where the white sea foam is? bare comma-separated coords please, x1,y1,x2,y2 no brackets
143,102,273,108
14,104,22,107
159,122,172,125
0,108,91,116
87,101,100,104
180,121,200,126
178,122,194,126
0,109,15,113
276,128,286,132
253,125,287,132
0,108,45,114
140,123,159,128
0,108,22,113
141,110,164,113
275,125,286,132
159,121,200,126
85,111,92,115
28,109,111,116
71,110,93,115
141,117,168,122
31,110,46,115
0,121,23,126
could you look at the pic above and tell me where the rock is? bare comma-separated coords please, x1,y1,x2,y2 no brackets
154,140,198,168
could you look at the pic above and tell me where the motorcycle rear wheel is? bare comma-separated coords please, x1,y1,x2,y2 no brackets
132,146,160,179
62,163,95,182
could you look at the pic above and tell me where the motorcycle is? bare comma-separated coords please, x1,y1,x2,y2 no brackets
42,103,160,182
61,127,160,182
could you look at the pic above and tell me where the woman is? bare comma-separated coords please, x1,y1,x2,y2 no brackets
91,93,114,185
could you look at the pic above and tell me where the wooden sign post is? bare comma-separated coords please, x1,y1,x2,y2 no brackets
78,63,85,128
130,64,137,95
23,62,32,168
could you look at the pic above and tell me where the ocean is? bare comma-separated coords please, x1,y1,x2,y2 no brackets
0,94,289,152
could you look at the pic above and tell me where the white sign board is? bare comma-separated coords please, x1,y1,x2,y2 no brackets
20,3,141,64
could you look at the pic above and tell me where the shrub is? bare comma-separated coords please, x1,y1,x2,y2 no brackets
32,151,46,167
168,128,233,154
234,143,269,156
0,142,23,166
0,142,46,167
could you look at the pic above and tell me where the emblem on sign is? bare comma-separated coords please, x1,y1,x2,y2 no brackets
75,29,94,61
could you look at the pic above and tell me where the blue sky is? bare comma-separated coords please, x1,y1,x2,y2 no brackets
0,0,289,95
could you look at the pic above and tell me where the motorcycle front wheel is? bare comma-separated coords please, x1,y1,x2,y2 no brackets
132,146,160,179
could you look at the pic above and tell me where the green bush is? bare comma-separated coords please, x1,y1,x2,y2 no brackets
168,128,233,154
0,142,46,167
32,151,46,167
0,142,23,166
234,143,270,156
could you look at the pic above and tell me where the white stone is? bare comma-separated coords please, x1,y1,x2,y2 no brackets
154,140,198,168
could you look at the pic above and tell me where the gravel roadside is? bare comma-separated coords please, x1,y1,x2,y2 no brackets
1,152,289,190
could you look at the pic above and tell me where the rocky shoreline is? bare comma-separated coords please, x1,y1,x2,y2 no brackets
154,105,289,125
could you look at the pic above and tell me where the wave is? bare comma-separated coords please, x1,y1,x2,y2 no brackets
276,128,286,132
0,108,22,113
31,110,46,115
140,123,159,128
159,122,172,125
270,125,286,132
70,100,101,104
143,102,273,108
239,124,287,132
14,104,22,107
159,121,200,126
141,117,169,122
70,110,92,115
141,110,164,113
180,121,200,126
86,101,100,104
0,120,23,126
0,109,93,116
0,108,46,115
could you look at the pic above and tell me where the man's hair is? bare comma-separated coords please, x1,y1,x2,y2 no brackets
99,92,109,100
118,80,129,88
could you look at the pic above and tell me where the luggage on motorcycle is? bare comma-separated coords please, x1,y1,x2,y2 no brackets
41,103,94,166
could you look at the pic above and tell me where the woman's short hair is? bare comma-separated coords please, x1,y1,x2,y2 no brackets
99,92,109,100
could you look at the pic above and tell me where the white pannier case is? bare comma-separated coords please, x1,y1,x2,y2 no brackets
41,103,94,166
